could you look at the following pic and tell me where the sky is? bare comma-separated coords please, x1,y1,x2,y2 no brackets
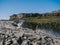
0,0,60,19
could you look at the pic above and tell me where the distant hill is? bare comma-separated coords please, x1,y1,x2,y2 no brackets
9,10,60,22
9,10,60,30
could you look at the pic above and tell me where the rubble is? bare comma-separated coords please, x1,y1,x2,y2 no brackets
0,21,60,45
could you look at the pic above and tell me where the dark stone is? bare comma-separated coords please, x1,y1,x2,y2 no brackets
27,41,33,45
39,37,42,40
7,40,13,45
17,37,23,45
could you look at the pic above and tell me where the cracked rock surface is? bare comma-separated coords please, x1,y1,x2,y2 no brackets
0,21,60,45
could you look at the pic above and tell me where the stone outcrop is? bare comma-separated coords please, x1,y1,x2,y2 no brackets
0,20,60,45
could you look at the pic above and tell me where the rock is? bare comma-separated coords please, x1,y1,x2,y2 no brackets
0,21,60,45
17,37,23,45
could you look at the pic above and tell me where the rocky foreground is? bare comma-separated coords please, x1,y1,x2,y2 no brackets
0,21,60,45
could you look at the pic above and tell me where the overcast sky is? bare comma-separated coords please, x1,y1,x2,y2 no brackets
0,0,60,19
